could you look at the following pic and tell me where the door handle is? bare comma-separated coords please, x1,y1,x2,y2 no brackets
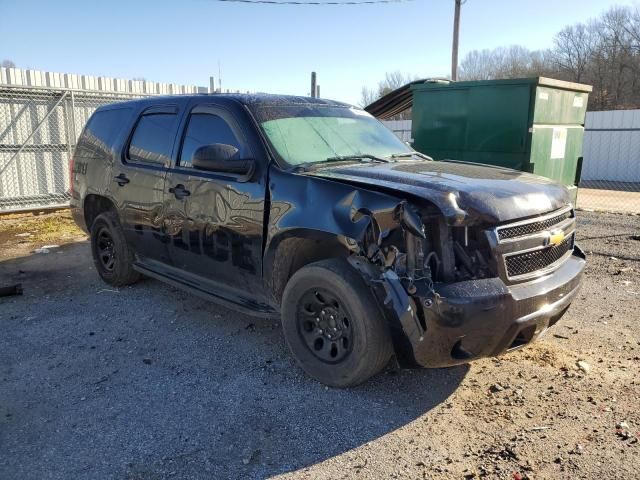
169,184,191,199
114,173,130,186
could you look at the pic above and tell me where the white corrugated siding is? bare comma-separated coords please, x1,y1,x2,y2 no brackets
582,110,640,183
383,119,412,143
0,67,204,94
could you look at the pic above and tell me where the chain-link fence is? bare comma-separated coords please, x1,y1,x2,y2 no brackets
383,119,640,215
0,85,153,213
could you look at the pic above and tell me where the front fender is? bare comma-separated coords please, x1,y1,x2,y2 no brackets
266,167,405,247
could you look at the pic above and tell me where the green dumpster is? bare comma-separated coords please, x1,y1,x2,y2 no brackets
410,77,592,203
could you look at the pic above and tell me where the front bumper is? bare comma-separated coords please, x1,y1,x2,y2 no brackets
381,246,586,368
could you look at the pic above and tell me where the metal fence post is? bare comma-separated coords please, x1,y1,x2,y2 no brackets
70,90,76,148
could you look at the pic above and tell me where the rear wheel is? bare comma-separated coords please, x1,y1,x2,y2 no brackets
281,258,393,387
90,211,140,287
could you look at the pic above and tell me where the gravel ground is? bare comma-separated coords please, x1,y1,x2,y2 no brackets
0,210,638,480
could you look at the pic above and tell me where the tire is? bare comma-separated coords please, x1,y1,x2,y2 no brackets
90,211,140,287
281,258,393,387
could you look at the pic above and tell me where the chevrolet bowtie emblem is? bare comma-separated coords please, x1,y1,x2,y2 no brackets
547,229,565,247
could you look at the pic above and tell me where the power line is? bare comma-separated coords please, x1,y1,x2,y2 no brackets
213,0,414,5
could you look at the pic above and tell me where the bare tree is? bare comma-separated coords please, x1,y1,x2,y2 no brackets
359,71,418,119
458,6,640,111
628,7,640,51
367,6,640,112
552,23,597,83
360,86,379,108
458,49,496,80
1,59,16,68
459,46,554,81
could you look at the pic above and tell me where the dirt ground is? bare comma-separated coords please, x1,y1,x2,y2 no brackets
0,210,85,262
0,210,638,480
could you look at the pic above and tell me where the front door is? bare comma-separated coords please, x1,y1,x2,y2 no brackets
163,103,266,301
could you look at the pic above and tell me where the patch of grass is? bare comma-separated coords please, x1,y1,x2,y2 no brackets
29,214,83,243
0,211,84,245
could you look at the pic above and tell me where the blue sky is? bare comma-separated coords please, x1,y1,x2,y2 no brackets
0,0,634,105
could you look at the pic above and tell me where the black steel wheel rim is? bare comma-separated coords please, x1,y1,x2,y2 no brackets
96,227,116,272
297,288,354,363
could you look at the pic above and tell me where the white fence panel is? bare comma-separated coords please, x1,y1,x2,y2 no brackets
383,120,412,143
582,110,640,184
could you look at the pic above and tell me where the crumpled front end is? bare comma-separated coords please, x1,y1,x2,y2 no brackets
267,167,584,368
346,200,585,368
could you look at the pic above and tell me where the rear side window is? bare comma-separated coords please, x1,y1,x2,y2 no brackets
127,113,178,165
76,108,132,158
179,113,243,168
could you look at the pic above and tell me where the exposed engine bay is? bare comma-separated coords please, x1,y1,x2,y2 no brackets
356,200,495,294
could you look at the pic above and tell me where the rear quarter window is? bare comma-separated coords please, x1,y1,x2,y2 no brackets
75,107,132,159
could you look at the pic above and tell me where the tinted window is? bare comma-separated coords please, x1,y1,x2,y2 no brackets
76,108,132,158
127,113,178,165
179,113,243,168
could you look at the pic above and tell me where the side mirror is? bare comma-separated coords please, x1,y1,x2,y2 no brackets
192,144,255,179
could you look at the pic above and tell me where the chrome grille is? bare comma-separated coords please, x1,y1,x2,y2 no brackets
498,210,573,240
505,234,575,278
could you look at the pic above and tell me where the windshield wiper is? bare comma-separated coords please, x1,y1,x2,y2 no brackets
391,151,433,161
292,154,392,172
324,154,392,163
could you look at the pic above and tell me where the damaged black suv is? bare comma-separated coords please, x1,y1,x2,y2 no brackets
70,94,585,387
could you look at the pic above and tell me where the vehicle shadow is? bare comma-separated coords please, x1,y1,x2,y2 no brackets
247,365,469,479
0,242,469,480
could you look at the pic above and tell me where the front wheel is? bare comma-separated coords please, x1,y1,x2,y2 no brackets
281,258,393,387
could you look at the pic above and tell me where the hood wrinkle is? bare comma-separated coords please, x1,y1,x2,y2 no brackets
305,160,570,226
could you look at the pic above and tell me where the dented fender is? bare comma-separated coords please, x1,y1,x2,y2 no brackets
263,167,424,290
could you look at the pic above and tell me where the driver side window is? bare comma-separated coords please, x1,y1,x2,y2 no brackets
179,113,243,168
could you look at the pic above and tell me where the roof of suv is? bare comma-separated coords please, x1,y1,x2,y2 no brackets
108,93,354,110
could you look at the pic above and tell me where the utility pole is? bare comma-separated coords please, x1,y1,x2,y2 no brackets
451,0,462,81
311,72,317,98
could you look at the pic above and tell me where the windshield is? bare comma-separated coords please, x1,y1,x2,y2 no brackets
253,105,413,167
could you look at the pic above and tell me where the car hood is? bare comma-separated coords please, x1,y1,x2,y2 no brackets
304,160,571,226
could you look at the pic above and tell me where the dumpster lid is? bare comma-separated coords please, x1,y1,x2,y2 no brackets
365,76,592,120
364,78,449,120
535,76,593,92
411,76,593,93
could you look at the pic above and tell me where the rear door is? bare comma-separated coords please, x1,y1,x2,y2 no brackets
163,101,267,300
113,104,183,266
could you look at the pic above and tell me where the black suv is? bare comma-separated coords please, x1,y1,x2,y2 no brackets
70,94,585,387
